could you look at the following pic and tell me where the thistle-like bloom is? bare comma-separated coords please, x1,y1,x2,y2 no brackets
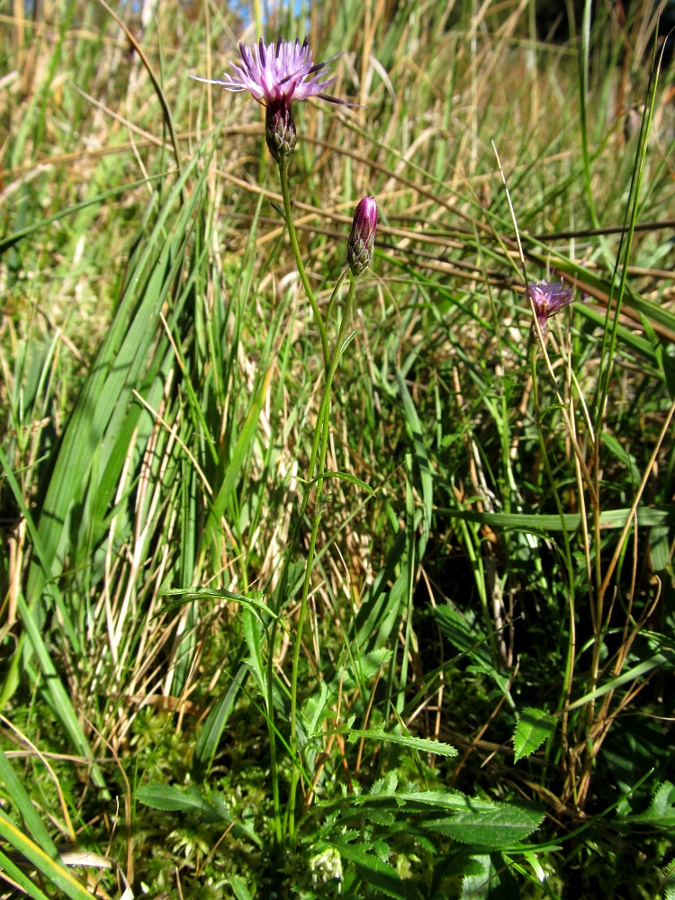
192,37,348,163
347,197,378,278
527,280,574,335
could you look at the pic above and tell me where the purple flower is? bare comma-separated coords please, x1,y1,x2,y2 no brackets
347,197,378,277
192,37,348,162
527,280,574,335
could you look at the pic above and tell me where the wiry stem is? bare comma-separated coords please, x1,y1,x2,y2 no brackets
278,161,330,371
288,273,358,848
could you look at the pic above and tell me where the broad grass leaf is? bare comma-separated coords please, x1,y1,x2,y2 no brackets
434,505,675,533
241,607,266,692
649,526,671,573
0,742,59,858
303,681,330,736
352,530,406,650
16,595,107,790
0,847,51,900
342,648,393,690
513,708,557,763
395,367,432,557
300,469,375,494
205,363,273,550
565,650,674,711
28,149,208,595
193,662,249,776
0,811,94,900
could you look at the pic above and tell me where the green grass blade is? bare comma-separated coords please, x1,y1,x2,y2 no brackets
0,811,95,899
0,748,58,856
0,847,52,900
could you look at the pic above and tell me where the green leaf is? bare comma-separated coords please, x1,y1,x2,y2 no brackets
298,469,375,494
513,708,557,762
395,367,433,557
621,781,675,827
343,648,393,689
327,841,410,900
658,342,675,399
433,606,511,696
434,505,675,533
16,595,107,790
425,800,544,849
206,363,273,548
230,875,254,900
342,729,457,757
0,811,95,899
0,847,52,900
163,587,276,621
461,853,518,899
241,607,266,693
0,748,59,857
0,174,163,254
193,663,249,776
565,650,674,711
136,783,213,814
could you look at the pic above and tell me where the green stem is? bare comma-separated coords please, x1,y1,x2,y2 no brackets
278,161,330,371
266,618,283,847
287,273,358,848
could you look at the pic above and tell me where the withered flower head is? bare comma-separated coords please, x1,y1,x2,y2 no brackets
527,280,574,335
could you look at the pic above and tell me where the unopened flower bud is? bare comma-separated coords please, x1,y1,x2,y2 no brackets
347,197,377,277
266,99,296,163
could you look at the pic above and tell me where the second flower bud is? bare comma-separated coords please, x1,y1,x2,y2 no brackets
347,197,378,278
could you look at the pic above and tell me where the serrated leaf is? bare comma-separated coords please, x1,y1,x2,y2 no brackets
343,729,457,757
622,780,675,827
425,801,544,849
513,708,557,762
370,772,399,796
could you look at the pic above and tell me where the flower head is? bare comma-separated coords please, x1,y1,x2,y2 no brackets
192,36,347,108
347,197,378,278
192,37,348,162
527,280,574,335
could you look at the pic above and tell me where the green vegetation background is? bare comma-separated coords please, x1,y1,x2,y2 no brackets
1,0,674,897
